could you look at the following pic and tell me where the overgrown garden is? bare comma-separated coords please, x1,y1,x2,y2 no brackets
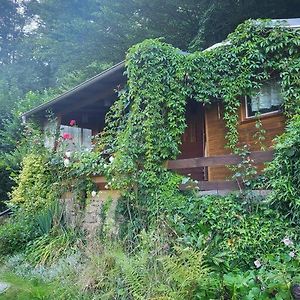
1,19,300,299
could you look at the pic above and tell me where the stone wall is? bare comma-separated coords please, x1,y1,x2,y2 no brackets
61,190,120,240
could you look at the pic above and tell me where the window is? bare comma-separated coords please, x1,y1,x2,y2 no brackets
60,125,92,151
245,81,283,118
44,119,58,150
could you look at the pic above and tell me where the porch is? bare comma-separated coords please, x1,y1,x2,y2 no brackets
92,149,274,193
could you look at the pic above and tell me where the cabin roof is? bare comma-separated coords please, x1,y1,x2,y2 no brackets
22,61,125,121
269,18,300,28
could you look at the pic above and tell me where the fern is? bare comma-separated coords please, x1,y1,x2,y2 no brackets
158,246,216,300
118,250,150,300
116,245,218,300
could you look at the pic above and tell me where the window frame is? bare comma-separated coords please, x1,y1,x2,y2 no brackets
59,125,92,151
244,95,282,120
244,81,283,119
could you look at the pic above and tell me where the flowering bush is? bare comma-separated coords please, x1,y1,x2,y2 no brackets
62,132,73,140
166,194,299,269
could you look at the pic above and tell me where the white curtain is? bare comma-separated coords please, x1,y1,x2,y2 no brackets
251,81,282,112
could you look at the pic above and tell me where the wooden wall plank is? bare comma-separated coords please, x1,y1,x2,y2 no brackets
204,101,285,180
167,150,274,169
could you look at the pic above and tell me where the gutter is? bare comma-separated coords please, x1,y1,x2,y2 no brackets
0,208,12,217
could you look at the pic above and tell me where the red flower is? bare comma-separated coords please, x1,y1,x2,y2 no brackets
62,133,73,140
69,119,76,126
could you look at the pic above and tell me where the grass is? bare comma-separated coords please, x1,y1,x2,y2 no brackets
0,271,55,300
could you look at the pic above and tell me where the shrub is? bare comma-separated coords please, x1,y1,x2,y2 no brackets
0,162,13,210
0,215,39,257
10,153,57,213
25,230,78,266
224,252,300,299
77,235,219,300
167,194,298,269
266,114,300,222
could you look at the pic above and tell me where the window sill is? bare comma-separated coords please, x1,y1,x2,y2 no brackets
240,110,283,125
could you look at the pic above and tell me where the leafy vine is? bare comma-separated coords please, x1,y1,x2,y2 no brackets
100,19,300,199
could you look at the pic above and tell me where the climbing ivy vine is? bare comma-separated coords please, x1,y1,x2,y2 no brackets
100,19,300,201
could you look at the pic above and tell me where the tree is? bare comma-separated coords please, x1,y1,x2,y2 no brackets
190,0,300,50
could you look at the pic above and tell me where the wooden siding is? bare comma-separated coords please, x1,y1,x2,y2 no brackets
205,101,285,181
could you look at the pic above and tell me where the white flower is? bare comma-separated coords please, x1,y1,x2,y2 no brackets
91,191,97,198
103,164,108,169
254,259,262,268
65,151,72,158
289,251,295,258
282,237,293,246
63,158,70,167
104,184,109,189
109,156,114,163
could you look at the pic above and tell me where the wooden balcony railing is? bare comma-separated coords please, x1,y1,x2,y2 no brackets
92,150,274,192
166,150,274,191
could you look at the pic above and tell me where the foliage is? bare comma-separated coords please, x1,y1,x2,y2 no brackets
224,252,300,299
167,194,299,269
189,0,300,50
35,201,65,235
76,234,218,300
0,215,40,257
266,115,300,222
1,17,300,300
101,21,300,207
0,271,59,300
10,153,57,213
25,230,78,266
0,162,13,210
157,246,218,299
230,145,258,189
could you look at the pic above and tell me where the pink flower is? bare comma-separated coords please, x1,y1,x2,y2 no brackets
62,133,73,140
69,119,76,126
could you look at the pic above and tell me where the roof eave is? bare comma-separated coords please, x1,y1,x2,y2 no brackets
22,60,125,119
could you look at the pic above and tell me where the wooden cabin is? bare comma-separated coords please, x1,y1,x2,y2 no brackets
22,19,300,192
21,63,284,191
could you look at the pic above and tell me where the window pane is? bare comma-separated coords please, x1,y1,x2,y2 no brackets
271,82,283,106
44,120,57,149
82,128,92,150
246,81,283,118
259,84,272,109
59,125,92,151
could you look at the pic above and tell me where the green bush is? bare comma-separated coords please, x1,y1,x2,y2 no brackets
266,114,300,222
167,194,298,269
10,153,57,213
224,253,300,299
25,230,77,266
0,216,39,257
0,161,13,210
